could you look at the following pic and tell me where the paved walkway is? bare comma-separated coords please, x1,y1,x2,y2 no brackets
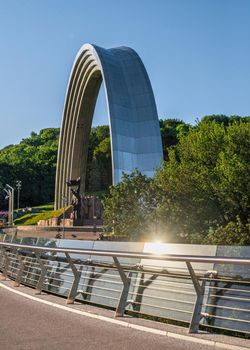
0,280,249,350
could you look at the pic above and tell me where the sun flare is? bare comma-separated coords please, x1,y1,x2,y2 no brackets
145,241,166,255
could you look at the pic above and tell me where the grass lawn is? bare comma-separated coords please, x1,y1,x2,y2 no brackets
13,191,107,226
31,203,54,212
14,205,67,226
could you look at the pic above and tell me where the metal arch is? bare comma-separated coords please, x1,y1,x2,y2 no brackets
55,43,163,209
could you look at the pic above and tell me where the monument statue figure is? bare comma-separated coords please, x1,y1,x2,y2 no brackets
71,188,81,221
66,177,81,221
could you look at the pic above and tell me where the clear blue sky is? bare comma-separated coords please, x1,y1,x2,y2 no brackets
0,0,249,149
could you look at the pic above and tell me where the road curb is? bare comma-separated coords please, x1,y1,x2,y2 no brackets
0,281,249,350
168,332,215,346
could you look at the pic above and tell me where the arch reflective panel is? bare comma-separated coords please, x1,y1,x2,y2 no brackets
55,44,163,209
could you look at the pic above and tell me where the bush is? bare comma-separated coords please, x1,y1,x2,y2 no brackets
205,219,250,246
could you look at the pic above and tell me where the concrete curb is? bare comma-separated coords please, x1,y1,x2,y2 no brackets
0,282,249,350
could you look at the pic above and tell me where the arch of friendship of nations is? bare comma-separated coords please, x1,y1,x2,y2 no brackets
55,43,163,209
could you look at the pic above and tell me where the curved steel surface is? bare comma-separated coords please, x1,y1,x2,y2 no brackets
55,43,163,208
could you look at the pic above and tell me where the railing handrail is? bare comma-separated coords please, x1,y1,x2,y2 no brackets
1,240,250,334
1,241,250,266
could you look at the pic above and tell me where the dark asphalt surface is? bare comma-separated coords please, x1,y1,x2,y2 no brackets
0,287,213,350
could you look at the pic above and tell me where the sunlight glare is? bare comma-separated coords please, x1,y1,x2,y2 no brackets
146,241,166,255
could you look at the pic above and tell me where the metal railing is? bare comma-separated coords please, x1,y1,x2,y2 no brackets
0,239,250,335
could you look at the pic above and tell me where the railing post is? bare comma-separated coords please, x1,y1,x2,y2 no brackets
186,261,206,333
186,262,217,333
14,252,26,287
113,256,131,317
1,249,10,280
65,252,81,304
35,252,47,295
0,248,4,269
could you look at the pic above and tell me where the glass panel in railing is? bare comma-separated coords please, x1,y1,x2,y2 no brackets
20,237,38,245
203,245,250,333
77,263,122,308
91,241,144,265
57,239,94,261
42,260,71,297
11,236,24,244
36,237,61,248
142,243,217,273
3,234,14,242
215,246,250,279
76,241,144,308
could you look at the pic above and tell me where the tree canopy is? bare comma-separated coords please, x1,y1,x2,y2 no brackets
1,115,249,245
0,126,112,207
103,117,250,245
0,128,59,207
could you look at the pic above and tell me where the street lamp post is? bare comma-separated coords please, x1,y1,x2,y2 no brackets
16,180,22,210
1,187,10,225
0,183,14,226
6,184,14,226
7,189,11,225
61,196,67,239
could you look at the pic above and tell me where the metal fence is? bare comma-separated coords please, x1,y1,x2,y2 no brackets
0,234,250,335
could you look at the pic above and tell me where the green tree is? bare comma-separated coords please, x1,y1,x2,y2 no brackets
103,170,156,239
154,119,250,243
205,218,250,246
85,126,112,191
0,128,60,207
201,114,250,125
159,118,191,160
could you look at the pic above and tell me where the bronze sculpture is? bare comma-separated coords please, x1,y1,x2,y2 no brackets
66,178,81,221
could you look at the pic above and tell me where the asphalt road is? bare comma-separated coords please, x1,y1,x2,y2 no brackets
0,287,212,350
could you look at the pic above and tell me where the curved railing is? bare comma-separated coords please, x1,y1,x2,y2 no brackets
0,238,250,335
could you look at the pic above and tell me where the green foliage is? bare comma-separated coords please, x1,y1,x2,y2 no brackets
205,218,250,246
0,126,112,207
2,115,249,246
201,114,231,125
155,119,250,243
90,136,112,191
31,204,54,212
103,117,250,245
0,128,59,207
88,159,102,192
155,120,226,240
14,206,66,226
0,119,191,208
85,126,112,191
159,118,192,159
201,114,250,125
103,170,156,239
